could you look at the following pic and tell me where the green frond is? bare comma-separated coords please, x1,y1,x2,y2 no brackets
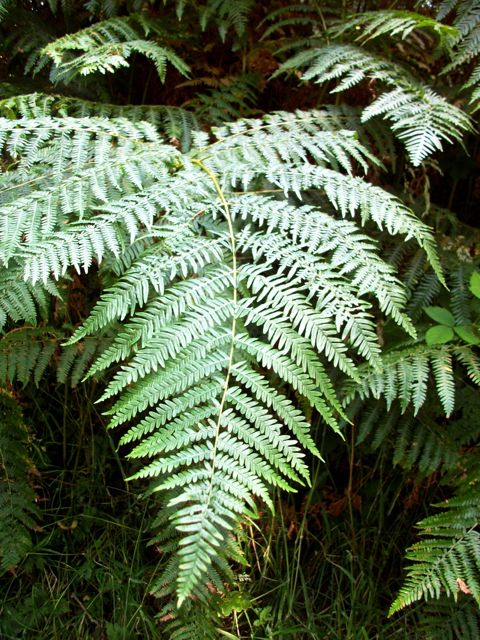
430,348,456,416
437,1,464,21
330,10,458,47
0,0,13,19
449,263,474,324
454,345,480,385
0,102,445,606
343,342,472,418
182,73,260,124
196,0,255,37
362,87,469,167
0,92,200,151
276,44,472,165
0,327,109,387
0,391,40,573
206,111,378,180
418,596,480,640
43,15,190,84
391,450,480,614
353,382,480,477
68,234,228,341
390,530,480,614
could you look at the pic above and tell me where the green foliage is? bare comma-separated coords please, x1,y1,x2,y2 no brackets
58,108,441,605
277,43,472,165
391,451,480,614
437,0,480,109
0,91,200,150
330,9,458,45
417,597,480,640
0,391,39,573
43,15,190,84
0,0,479,635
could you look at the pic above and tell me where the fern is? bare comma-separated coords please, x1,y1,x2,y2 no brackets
168,0,255,38
417,596,480,640
0,92,200,151
0,328,109,387
0,115,176,278
342,343,480,417
276,44,472,165
0,390,39,573
353,385,480,476
0,103,447,605
330,9,458,47
436,0,480,109
391,451,480,614
0,1,478,629
22,109,440,605
42,15,190,84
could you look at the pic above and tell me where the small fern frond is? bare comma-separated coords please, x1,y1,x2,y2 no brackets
0,327,108,387
417,596,480,640
0,268,57,331
353,385,480,476
193,0,254,37
343,343,478,418
391,450,480,614
330,10,458,47
0,390,40,573
43,15,190,84
0,0,13,19
390,530,480,613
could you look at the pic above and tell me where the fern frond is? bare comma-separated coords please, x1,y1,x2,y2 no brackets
196,0,255,37
330,10,457,47
182,73,260,124
1,106,443,605
0,327,109,387
30,106,438,603
390,530,480,613
42,15,190,84
0,92,199,150
354,384,480,476
343,342,476,418
391,450,480,614
0,268,58,331
0,0,13,19
418,596,480,640
0,117,180,276
0,390,39,573
276,44,472,165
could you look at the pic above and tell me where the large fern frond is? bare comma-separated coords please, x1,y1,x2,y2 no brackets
48,109,445,605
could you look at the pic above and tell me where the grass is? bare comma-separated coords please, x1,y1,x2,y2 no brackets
235,425,437,639
0,381,161,639
0,382,476,638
